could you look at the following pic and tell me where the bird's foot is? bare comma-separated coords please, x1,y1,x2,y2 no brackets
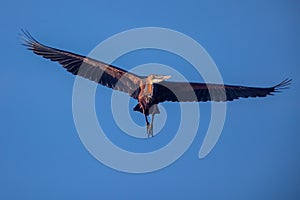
146,123,153,137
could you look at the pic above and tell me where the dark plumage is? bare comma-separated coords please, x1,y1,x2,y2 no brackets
21,30,291,137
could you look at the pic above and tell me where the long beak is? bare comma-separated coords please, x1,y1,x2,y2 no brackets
150,75,172,83
161,75,171,81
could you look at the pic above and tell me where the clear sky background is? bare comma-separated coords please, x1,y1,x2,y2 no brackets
1,0,299,199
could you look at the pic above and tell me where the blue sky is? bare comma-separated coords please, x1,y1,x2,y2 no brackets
1,0,299,199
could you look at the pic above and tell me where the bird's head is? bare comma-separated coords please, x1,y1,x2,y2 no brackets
147,74,171,83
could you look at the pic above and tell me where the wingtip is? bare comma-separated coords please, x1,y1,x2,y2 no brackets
19,29,38,48
274,78,292,92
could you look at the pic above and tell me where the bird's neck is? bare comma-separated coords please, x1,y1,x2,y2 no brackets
141,79,153,96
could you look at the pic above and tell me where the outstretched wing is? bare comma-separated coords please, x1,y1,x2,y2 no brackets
21,31,142,99
154,79,291,102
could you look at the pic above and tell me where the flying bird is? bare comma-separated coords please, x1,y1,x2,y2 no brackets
21,31,291,137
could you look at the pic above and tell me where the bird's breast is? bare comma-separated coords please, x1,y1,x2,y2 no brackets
139,83,154,104
141,83,153,96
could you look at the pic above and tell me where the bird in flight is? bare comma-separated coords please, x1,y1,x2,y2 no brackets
22,31,291,137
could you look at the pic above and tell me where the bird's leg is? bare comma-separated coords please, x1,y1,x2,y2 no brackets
145,114,151,137
148,114,155,137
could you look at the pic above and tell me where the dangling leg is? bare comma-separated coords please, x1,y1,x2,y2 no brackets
145,114,151,137
147,104,159,137
148,114,155,137
147,114,154,137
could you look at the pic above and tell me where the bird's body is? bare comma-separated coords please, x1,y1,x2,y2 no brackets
136,75,170,114
22,31,291,137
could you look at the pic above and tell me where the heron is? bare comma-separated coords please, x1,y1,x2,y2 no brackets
22,31,291,137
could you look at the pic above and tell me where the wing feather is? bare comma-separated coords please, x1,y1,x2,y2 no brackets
154,79,291,103
21,30,141,99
